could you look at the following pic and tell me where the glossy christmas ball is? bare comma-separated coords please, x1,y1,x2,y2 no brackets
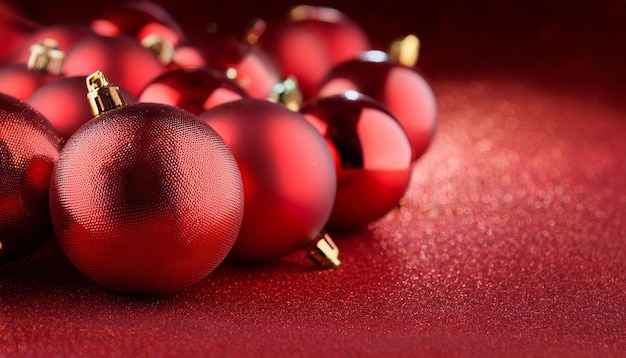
62,34,165,96
300,92,412,231
319,51,437,161
173,33,281,99
27,76,137,140
139,68,247,115
260,5,370,99
0,93,63,264
199,98,336,262
50,100,244,295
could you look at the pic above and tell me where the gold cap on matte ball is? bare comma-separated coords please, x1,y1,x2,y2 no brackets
86,70,127,117
305,232,341,268
27,38,65,75
268,76,303,112
389,34,420,67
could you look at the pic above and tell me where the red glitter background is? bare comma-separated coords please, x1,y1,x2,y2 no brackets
1,0,625,356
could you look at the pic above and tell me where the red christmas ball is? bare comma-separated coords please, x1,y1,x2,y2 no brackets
90,1,184,46
319,51,438,161
173,33,281,99
0,63,60,101
300,92,412,231
0,92,63,264
260,5,370,99
50,77,244,294
5,24,96,65
198,98,336,262
0,39,64,101
27,76,137,140
62,34,166,96
139,68,247,115
90,1,185,65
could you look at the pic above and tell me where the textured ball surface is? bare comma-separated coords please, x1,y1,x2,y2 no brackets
0,92,62,264
199,98,337,262
50,103,244,294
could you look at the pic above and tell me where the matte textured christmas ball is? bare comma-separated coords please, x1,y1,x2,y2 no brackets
300,92,413,231
319,51,437,161
199,98,337,262
50,72,244,294
0,92,63,264
139,67,247,115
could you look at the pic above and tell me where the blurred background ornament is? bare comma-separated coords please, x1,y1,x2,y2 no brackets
0,38,64,100
139,67,247,115
62,34,165,96
172,29,282,99
90,1,185,65
259,5,370,99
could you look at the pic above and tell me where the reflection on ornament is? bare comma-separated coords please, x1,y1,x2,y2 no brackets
301,92,412,231
319,49,437,162
0,92,63,264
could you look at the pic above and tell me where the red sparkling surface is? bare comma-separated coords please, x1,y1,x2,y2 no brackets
1,0,626,356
